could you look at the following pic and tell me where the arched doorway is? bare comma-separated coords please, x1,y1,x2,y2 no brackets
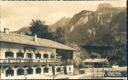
16,52,24,58
64,66,67,74
43,67,49,73
56,67,61,72
5,51,14,58
36,67,41,74
27,67,33,74
17,68,24,75
43,54,48,59
6,68,14,77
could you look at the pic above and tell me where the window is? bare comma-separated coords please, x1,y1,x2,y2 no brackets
6,68,14,77
69,67,71,71
36,67,41,74
50,54,55,59
56,67,61,72
27,67,33,74
17,68,24,75
35,53,41,59
43,67,49,73
43,54,48,58
26,53,32,59
17,52,24,58
5,51,14,58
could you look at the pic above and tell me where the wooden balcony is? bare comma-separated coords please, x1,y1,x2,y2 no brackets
0,59,61,66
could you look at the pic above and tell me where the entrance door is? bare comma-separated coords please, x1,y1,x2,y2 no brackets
64,66,67,74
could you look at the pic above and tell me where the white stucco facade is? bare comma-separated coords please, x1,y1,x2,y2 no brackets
0,41,74,79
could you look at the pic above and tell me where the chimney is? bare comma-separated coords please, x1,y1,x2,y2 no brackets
0,26,4,32
4,28,10,34
33,34,37,42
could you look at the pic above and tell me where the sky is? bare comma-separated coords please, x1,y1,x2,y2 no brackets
0,0,127,31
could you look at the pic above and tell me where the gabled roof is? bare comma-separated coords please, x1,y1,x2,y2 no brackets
82,58,108,63
0,32,76,51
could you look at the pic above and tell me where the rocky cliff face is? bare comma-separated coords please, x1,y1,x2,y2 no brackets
14,3,127,66
63,4,127,46
50,17,71,32
14,3,126,46
62,4,127,66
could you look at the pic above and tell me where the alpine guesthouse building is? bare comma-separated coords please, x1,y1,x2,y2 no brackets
0,28,76,79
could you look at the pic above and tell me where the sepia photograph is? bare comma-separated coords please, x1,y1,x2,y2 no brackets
0,0,127,79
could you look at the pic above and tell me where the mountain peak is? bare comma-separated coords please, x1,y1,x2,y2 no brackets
75,10,93,16
50,17,71,31
79,10,92,14
69,10,93,25
59,16,70,21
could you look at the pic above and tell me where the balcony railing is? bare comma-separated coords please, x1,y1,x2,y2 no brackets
0,59,61,66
